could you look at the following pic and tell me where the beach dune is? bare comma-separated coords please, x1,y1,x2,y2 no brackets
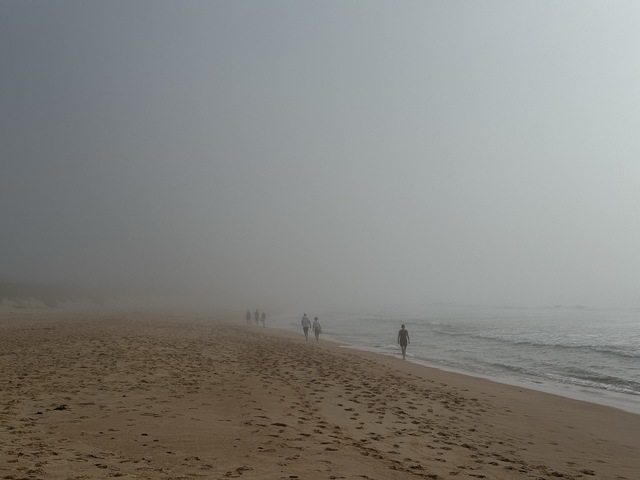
0,311,638,479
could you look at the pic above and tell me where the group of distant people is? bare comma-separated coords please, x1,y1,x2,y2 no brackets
244,310,410,359
246,309,267,327
300,313,322,342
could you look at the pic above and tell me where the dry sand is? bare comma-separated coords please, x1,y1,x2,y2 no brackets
0,311,638,479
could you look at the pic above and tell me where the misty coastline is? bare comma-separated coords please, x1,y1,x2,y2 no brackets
2,285,638,417
263,307,640,416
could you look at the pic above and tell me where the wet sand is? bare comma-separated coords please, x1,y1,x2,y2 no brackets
1,311,638,479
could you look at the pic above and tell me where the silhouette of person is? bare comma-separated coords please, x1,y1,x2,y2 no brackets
246,310,251,324
261,311,266,327
254,309,260,326
301,313,311,340
397,324,410,360
312,317,321,342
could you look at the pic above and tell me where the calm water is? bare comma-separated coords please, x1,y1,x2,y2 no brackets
266,305,640,414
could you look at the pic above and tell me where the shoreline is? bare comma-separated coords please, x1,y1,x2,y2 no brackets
346,344,640,417
267,323,640,417
1,310,639,479
266,319,640,417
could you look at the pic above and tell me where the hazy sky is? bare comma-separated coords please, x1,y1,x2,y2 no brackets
2,1,640,311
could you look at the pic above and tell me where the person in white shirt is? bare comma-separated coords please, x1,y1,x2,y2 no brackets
312,317,321,342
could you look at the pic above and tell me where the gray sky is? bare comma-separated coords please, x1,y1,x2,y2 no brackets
2,1,640,311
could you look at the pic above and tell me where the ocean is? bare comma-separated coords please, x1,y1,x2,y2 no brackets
266,305,640,415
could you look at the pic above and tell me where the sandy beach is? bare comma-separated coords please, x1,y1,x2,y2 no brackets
1,310,638,480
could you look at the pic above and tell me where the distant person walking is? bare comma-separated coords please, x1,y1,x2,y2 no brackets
261,311,266,327
301,313,311,340
254,309,260,326
246,310,251,324
312,317,322,342
398,324,410,360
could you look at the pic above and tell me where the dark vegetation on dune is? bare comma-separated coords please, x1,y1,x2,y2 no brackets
0,282,109,308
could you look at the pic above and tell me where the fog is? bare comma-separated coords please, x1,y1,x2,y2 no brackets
2,2,640,312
